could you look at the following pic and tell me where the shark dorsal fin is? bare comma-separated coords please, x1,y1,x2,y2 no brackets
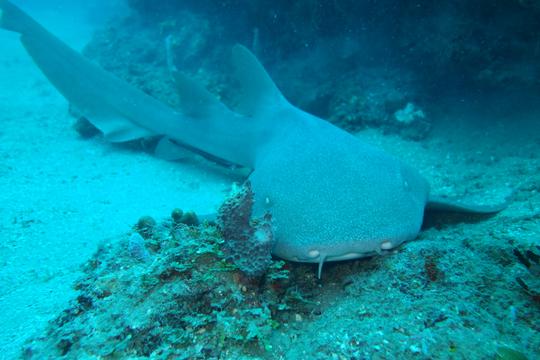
171,71,229,118
231,44,288,116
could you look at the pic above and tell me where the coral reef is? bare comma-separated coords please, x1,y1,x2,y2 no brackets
22,210,293,359
82,10,223,111
121,0,540,94
19,203,540,358
135,215,156,239
171,208,200,227
79,0,540,142
83,3,433,139
127,233,151,262
324,69,431,139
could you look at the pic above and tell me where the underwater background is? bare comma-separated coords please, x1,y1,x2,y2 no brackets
0,0,539,358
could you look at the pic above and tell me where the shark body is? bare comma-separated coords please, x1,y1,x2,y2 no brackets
0,1,506,276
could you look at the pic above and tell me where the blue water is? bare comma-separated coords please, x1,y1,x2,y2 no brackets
1,1,539,359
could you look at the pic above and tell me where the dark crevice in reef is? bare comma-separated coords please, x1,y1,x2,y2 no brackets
80,0,540,140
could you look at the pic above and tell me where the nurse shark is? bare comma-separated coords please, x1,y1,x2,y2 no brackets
0,1,507,277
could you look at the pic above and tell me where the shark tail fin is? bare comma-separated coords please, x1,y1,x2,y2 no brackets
0,0,181,143
0,0,42,35
231,44,290,116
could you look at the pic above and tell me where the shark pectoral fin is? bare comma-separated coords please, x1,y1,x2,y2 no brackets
154,136,193,161
426,195,510,214
171,71,228,118
90,115,154,142
156,136,238,166
74,112,155,142
231,44,289,116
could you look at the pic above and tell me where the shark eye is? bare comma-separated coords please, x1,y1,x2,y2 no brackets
380,241,393,250
308,249,320,258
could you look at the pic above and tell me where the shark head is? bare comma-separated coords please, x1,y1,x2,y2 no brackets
249,109,430,277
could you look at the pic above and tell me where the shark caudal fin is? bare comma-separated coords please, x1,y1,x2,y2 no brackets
0,0,41,34
0,0,177,143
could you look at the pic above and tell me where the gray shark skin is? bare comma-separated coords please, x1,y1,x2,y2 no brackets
0,1,507,277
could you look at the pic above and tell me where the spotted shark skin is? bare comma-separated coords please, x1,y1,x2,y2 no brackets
0,0,507,277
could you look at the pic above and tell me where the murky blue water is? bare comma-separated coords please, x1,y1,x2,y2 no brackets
1,1,539,359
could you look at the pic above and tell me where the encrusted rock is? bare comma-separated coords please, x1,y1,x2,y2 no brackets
218,181,274,277
127,233,151,262
135,215,156,239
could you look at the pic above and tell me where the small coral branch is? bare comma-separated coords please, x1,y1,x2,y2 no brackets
218,181,274,277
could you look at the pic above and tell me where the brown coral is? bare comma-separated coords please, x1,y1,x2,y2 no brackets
218,181,274,277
